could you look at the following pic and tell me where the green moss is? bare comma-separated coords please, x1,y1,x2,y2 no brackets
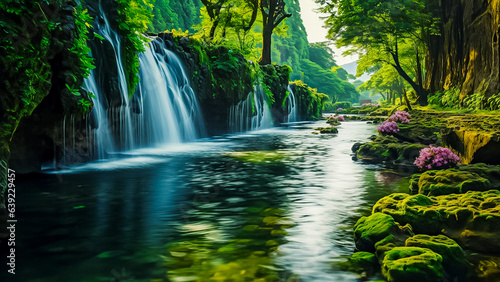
339,251,379,274
405,234,466,277
290,80,329,120
418,169,491,196
381,247,444,282
314,127,338,134
373,190,500,253
459,163,500,189
354,213,413,252
226,150,293,163
354,135,426,165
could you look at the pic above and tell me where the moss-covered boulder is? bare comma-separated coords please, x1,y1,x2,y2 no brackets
459,163,500,189
381,247,444,282
342,251,379,275
373,190,500,253
289,81,329,120
353,135,426,166
373,193,444,235
315,127,338,134
354,213,414,252
405,234,466,278
418,169,491,196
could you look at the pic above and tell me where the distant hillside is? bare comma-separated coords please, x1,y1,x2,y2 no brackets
340,61,371,82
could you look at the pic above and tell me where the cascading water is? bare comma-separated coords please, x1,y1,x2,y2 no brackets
287,85,298,122
81,8,204,161
135,38,204,146
229,84,273,132
96,9,135,150
83,71,115,159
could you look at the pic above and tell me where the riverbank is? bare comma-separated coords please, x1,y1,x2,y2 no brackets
346,107,500,281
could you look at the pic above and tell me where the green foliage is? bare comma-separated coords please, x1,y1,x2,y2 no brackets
290,80,329,119
116,0,153,96
149,0,201,33
72,5,95,80
0,0,58,144
317,0,439,101
308,42,337,70
333,101,352,109
427,87,460,108
487,93,500,111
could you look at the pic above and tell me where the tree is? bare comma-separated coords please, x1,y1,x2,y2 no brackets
317,0,438,105
258,0,291,65
308,42,337,70
200,0,258,39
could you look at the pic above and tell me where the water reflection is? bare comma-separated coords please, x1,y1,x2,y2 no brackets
11,121,408,281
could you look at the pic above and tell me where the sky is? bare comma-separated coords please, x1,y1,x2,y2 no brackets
298,0,359,66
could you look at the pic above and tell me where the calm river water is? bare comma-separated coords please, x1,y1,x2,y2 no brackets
9,120,409,281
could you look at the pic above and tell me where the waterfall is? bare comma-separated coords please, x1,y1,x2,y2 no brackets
83,71,115,159
135,38,204,146
81,7,204,161
287,85,298,122
229,84,273,132
96,9,135,150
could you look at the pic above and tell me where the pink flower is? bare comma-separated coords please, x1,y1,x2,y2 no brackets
414,146,460,171
377,121,399,134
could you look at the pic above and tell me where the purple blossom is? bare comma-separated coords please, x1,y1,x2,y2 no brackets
377,121,400,134
414,146,460,171
337,115,345,121
337,108,343,112
388,111,411,124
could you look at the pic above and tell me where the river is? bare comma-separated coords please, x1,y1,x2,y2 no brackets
12,120,408,281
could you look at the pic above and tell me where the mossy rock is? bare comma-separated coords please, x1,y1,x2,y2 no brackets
459,163,500,189
373,193,441,234
405,234,466,278
340,251,379,275
409,173,422,195
354,213,414,252
373,190,500,253
226,150,291,163
315,127,338,134
354,135,426,165
418,169,491,196
381,247,444,282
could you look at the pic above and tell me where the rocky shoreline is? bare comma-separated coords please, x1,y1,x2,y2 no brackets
344,107,500,281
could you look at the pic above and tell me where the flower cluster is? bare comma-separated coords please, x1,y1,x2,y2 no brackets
388,111,411,124
377,121,399,134
414,146,460,170
362,103,380,107
336,108,343,112
328,115,345,123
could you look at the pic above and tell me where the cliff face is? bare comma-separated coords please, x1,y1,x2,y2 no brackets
425,0,500,100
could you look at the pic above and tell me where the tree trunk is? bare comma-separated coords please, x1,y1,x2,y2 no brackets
209,19,219,39
414,44,427,105
390,52,428,106
259,27,273,65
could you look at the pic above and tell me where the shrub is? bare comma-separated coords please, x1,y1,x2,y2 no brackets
388,111,411,124
414,146,460,171
333,101,352,109
377,121,399,134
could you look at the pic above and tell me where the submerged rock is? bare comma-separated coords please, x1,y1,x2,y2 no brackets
354,212,413,252
315,127,338,134
381,247,444,282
